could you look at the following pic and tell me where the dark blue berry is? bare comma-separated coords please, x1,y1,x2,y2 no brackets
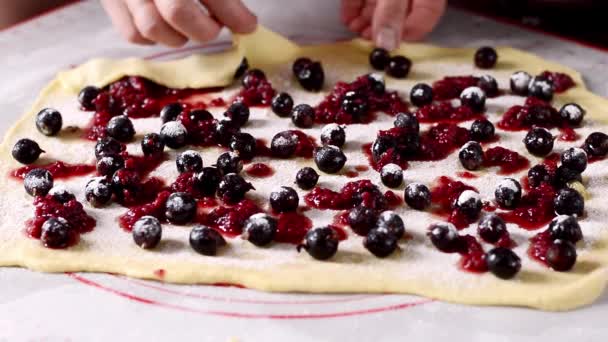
216,151,243,175
364,228,398,257
224,102,250,127
193,167,221,196
165,192,196,225
314,145,347,174
299,226,339,260
460,86,486,112
12,138,44,164
234,57,249,79
561,147,587,173
111,168,140,195
478,214,507,243
176,150,203,173
41,217,71,249
85,177,113,207
546,239,577,271
369,48,390,70
295,167,319,190
428,222,459,252
386,55,411,78
188,109,214,123
292,57,312,75
78,86,100,111
270,186,299,213
367,73,385,94
524,127,554,156
215,119,240,147
189,225,226,256
554,188,584,216
459,141,484,171
548,215,582,244
474,46,498,69
376,211,405,239
553,165,582,189
132,216,162,249
291,104,315,128
295,61,324,91
141,133,165,157
243,213,277,247
49,186,75,204
341,91,369,118
495,178,522,209
486,247,521,279
271,92,294,117
469,119,495,142
230,132,257,160
160,121,188,149
24,168,53,197
217,173,254,204
583,132,608,157
380,163,403,188
404,183,431,210
528,164,552,187
242,69,266,88
160,103,183,123
394,112,420,133
559,103,585,126
106,115,135,142
271,131,298,158
409,83,433,107
528,75,554,101
96,155,124,177
95,137,123,159
371,136,396,162
320,124,346,147
510,71,532,96
36,108,62,136
347,206,377,236
455,190,482,220
477,75,499,97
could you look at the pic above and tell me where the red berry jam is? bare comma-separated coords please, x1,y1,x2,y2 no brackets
275,212,313,244
483,146,530,174
11,161,95,180
176,108,218,146
314,75,408,124
234,75,275,106
200,199,263,236
415,102,481,123
170,172,205,199
458,235,488,273
499,183,556,230
123,153,166,178
384,190,403,208
288,130,317,158
26,195,96,245
244,163,274,178
430,176,478,229
539,71,575,93
432,76,479,100
558,127,579,142
528,230,552,265
304,180,388,211
497,97,576,132
119,190,170,231
456,171,478,179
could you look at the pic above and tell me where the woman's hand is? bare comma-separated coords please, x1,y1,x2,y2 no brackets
341,0,447,50
100,0,257,46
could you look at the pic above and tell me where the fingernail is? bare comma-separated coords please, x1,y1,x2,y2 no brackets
376,27,398,51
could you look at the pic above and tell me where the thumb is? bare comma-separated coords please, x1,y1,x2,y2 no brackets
372,0,409,51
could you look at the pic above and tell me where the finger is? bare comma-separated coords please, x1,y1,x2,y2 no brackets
154,0,222,43
202,0,257,33
348,15,370,33
100,0,153,44
372,0,409,51
361,26,372,40
401,0,446,41
341,0,364,24
126,0,187,47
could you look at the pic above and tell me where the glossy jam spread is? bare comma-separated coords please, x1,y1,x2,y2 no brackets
244,163,274,178
499,183,556,230
430,176,478,229
483,146,530,174
304,180,388,211
314,75,408,124
275,212,313,244
11,161,95,180
234,74,275,106
539,71,575,93
415,102,480,123
528,230,552,265
432,76,479,100
119,190,171,231
458,235,488,273
27,195,96,244
200,199,263,236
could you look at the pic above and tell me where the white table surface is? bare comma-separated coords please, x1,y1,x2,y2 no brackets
0,1,607,341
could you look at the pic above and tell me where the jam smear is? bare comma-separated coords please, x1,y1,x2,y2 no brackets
558,127,579,142
458,235,488,273
245,163,274,178
483,146,530,174
415,102,482,123
288,130,318,158
329,225,348,241
314,75,408,124
176,108,218,146
234,75,275,106
430,176,478,229
275,212,313,244
384,190,403,208
119,190,170,231
432,76,479,100
117,177,166,207
123,153,166,178
528,230,552,266
200,199,263,236
355,165,369,172
499,183,556,230
497,97,577,133
456,171,478,179
26,195,96,246
304,180,389,211
539,71,575,93
11,161,95,180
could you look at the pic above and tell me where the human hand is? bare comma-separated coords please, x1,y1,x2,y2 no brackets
100,0,257,47
341,0,447,50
